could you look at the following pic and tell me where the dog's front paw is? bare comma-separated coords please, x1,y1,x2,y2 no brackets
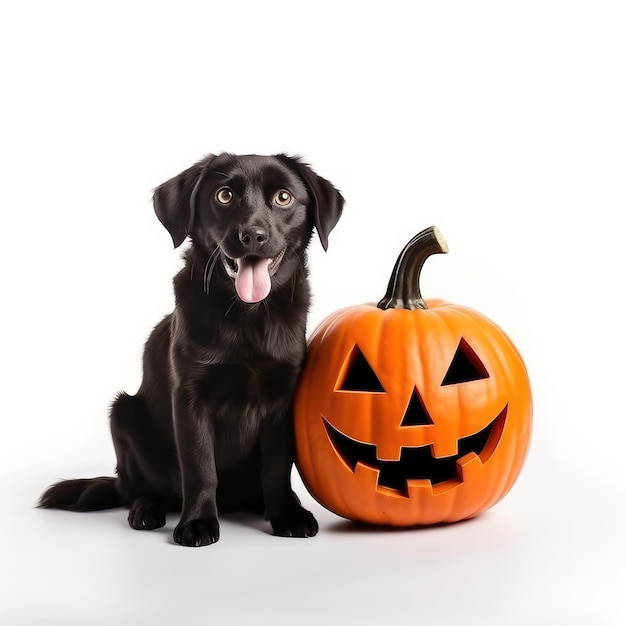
128,497,166,530
173,517,220,547
270,506,318,538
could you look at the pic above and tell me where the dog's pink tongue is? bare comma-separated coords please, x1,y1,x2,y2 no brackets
235,257,272,303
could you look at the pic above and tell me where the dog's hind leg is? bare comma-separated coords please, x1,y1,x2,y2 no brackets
110,392,179,530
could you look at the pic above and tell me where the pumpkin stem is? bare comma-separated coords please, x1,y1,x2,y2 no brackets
377,226,448,311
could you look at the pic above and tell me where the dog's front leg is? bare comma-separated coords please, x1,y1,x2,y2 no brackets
171,388,220,547
260,414,318,538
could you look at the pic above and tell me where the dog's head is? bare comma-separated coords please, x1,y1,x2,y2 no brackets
153,153,344,303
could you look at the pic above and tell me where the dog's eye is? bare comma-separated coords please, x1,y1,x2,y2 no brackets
216,188,233,205
274,190,293,207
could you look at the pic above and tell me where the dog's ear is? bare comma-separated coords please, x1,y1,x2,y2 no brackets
153,156,214,248
278,155,345,251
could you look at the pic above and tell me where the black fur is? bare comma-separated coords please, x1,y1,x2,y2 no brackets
39,153,344,546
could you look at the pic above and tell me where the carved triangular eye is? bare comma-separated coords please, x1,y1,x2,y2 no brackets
442,338,489,386
338,346,385,392
400,388,433,426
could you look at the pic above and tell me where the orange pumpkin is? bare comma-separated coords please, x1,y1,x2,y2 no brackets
294,226,532,526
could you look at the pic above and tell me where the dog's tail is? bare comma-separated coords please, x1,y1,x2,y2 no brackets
38,476,121,512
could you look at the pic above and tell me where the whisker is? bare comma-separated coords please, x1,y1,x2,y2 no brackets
204,247,221,295
288,245,306,274
206,254,221,294
224,296,239,317
285,246,306,302
190,253,196,281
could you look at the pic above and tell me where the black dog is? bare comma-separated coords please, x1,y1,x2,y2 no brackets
39,153,344,546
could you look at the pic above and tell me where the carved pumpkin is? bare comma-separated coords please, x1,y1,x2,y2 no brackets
294,227,532,526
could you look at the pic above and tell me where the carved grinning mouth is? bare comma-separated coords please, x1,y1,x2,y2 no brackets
322,406,507,497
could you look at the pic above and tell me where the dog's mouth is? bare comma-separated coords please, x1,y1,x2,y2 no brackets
222,248,286,303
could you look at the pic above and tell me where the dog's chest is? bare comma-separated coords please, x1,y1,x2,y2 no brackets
194,358,299,466
195,358,300,417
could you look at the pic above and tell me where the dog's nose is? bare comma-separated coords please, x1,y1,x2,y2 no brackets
239,225,268,250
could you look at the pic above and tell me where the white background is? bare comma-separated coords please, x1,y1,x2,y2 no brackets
1,1,625,624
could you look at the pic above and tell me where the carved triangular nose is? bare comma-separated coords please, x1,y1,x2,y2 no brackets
400,388,433,426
